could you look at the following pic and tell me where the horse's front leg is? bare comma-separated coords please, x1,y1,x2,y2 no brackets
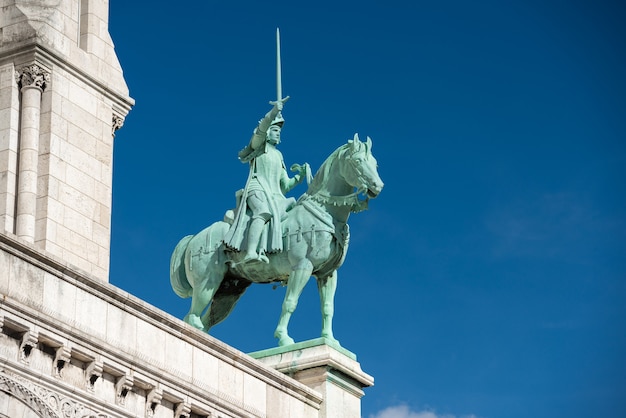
317,270,339,345
274,259,313,346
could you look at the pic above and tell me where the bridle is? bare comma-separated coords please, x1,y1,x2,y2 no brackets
308,148,371,213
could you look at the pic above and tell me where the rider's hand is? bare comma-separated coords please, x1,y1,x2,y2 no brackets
290,163,306,183
270,96,290,111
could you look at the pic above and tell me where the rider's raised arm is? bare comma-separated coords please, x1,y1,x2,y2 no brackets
254,104,282,136
238,103,282,162
253,105,280,147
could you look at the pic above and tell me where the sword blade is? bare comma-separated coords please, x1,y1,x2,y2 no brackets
276,27,282,102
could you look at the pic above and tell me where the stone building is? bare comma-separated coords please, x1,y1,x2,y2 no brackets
0,1,372,417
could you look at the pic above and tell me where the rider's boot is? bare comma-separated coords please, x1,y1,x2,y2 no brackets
242,217,265,263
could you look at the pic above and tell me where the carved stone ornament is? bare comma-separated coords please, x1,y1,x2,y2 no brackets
145,386,163,418
15,64,51,90
0,371,110,418
53,346,71,377
19,330,38,363
85,360,103,391
115,373,133,406
174,402,191,418
111,115,124,136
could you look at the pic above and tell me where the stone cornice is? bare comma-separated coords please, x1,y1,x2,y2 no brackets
0,42,134,116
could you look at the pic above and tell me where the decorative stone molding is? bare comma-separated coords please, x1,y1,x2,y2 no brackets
19,331,39,363
0,372,59,418
1,371,109,418
115,373,133,406
112,115,124,136
145,386,163,417
174,402,191,418
15,64,51,91
85,360,103,391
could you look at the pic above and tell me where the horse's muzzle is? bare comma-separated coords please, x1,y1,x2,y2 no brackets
367,181,384,198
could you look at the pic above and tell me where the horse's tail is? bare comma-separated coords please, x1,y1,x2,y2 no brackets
170,234,194,298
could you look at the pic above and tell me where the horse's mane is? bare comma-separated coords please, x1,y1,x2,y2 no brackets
306,143,350,196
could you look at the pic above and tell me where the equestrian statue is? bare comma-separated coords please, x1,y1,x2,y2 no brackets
169,30,384,346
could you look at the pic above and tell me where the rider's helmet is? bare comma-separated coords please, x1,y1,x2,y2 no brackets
270,112,284,128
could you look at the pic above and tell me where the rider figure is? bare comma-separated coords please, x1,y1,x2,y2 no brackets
223,98,307,264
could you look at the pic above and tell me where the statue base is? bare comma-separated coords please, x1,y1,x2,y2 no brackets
249,338,374,418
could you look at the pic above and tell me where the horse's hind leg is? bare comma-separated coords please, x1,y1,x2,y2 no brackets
184,271,223,331
274,259,313,346
317,270,339,345
201,277,252,331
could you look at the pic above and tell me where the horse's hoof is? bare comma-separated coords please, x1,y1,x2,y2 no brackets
322,334,340,347
275,333,295,346
278,337,295,346
184,314,204,330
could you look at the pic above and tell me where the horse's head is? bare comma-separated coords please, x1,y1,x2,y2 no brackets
340,134,384,208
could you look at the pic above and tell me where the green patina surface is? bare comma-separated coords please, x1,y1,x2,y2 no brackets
248,337,357,361
170,117,383,347
170,35,383,347
170,99,383,347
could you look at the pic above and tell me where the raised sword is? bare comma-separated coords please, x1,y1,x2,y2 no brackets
276,27,282,102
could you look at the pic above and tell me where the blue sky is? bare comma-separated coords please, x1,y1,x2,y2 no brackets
107,1,625,417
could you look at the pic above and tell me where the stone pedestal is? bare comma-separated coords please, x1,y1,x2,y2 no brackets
250,338,374,418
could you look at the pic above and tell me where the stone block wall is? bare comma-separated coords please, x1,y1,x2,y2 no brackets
35,64,117,279
0,0,134,281
0,233,322,418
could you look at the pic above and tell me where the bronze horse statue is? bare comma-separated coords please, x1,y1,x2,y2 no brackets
170,134,383,346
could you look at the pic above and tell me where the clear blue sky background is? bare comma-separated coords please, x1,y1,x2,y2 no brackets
107,1,625,417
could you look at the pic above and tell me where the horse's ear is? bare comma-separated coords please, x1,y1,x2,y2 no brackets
351,133,361,151
366,136,372,153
